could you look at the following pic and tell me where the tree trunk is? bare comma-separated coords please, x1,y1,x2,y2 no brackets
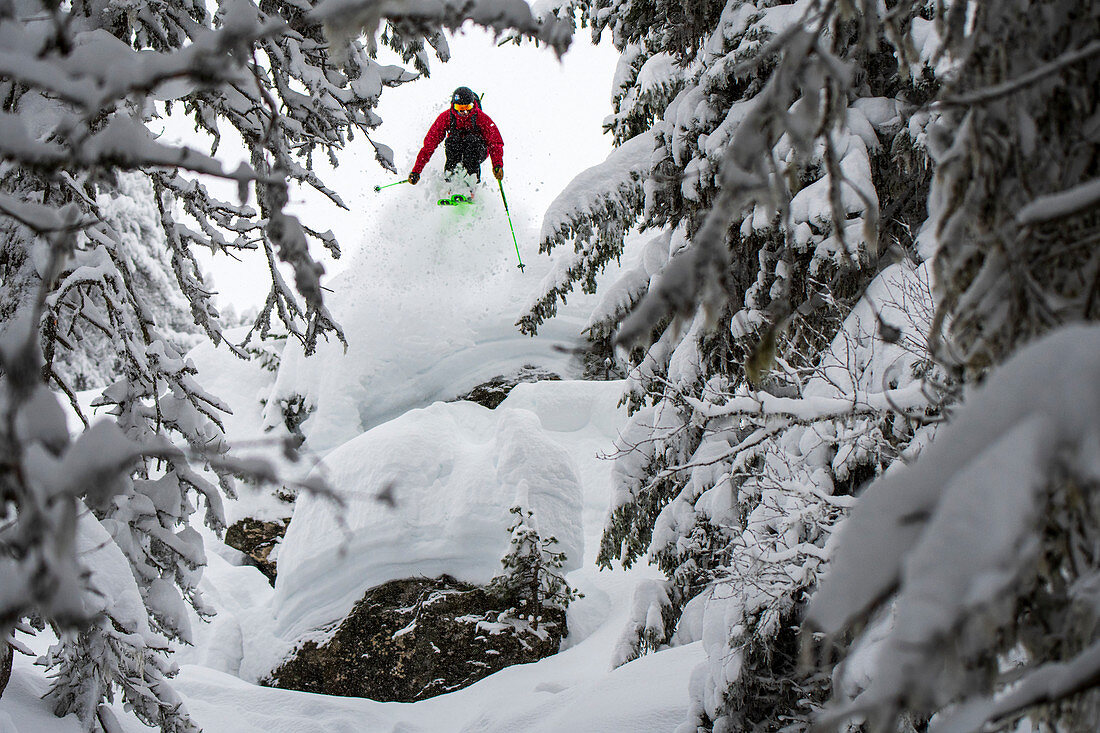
0,639,12,699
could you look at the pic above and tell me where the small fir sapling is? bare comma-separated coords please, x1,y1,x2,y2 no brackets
490,506,582,630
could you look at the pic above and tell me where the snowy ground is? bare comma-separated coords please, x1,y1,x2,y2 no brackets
167,378,698,733
0,22,708,733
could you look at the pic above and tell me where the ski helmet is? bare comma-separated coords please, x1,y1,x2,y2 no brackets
451,87,478,106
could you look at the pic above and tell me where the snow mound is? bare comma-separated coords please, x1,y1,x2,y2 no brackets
254,397,585,671
463,640,703,732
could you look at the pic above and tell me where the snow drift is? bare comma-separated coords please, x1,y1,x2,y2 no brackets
235,380,634,680
274,398,585,636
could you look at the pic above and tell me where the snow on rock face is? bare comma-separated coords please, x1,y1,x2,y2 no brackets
266,574,568,703
263,398,584,668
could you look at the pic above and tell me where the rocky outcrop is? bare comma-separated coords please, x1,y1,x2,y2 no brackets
454,365,560,409
224,517,290,585
264,575,565,702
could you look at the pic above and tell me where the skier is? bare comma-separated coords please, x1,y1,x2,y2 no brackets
407,87,504,188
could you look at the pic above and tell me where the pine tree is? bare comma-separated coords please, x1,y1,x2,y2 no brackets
490,506,581,631
804,0,1100,730
529,0,1100,729
522,0,948,728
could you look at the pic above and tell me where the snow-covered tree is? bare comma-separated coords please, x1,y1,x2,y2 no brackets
0,0,573,728
521,0,950,728
804,0,1100,730
490,505,581,630
527,0,1100,729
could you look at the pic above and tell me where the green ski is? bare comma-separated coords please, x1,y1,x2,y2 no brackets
437,193,474,206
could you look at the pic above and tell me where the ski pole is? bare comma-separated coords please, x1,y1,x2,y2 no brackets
373,179,409,192
497,180,525,272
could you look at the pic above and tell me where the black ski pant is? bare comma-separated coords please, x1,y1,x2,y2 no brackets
444,129,488,181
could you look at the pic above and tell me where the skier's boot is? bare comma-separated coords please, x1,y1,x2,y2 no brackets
438,169,477,205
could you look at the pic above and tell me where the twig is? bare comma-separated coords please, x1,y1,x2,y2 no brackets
937,40,1100,107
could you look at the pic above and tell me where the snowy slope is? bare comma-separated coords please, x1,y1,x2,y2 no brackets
166,378,686,732
168,639,702,733
265,184,616,452
0,666,84,733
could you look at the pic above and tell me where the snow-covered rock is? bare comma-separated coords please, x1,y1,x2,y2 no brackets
266,574,568,702
240,392,589,679
139,374,672,731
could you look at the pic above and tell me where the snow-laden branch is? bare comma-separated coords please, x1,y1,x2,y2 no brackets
517,129,655,335
0,13,282,110
0,112,262,184
0,194,91,233
683,380,931,422
310,0,574,56
930,640,1100,733
938,40,1100,108
1016,177,1100,226
810,324,1100,728
539,130,657,247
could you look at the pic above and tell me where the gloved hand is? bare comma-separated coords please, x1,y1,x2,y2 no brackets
493,166,504,181
408,171,420,185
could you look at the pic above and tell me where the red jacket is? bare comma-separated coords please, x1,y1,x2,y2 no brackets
412,108,504,175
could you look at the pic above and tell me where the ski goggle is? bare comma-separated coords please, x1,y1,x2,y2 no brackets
453,103,474,112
